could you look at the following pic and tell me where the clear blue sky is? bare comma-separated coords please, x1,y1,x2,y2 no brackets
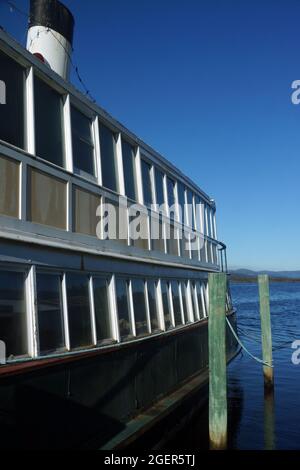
1,0,300,271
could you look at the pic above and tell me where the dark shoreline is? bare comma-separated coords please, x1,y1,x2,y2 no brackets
230,275,300,283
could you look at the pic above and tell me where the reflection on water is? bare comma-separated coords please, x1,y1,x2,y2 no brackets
167,282,300,450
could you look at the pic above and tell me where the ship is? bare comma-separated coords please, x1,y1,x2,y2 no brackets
0,0,238,450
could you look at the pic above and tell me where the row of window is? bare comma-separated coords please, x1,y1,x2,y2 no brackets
0,267,209,361
0,155,218,264
0,48,216,237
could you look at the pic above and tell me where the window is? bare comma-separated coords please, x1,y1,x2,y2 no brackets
0,51,24,149
171,281,183,326
116,279,132,338
151,216,165,252
147,280,160,331
29,168,67,230
122,139,137,201
166,177,176,217
0,270,27,358
166,223,179,256
34,76,64,167
0,155,20,218
187,190,195,229
204,204,209,236
129,206,149,250
181,233,190,259
211,209,216,238
71,106,95,175
141,159,153,206
202,282,208,317
191,233,199,260
132,279,148,336
194,195,202,232
181,282,189,323
161,281,172,329
102,196,128,245
66,273,93,349
191,281,200,320
99,124,118,192
93,277,112,341
177,182,186,224
155,168,165,207
196,282,205,319
208,207,213,238
200,234,206,263
185,282,194,322
36,272,65,353
73,186,100,237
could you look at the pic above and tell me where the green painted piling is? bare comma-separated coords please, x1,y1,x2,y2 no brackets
208,272,227,450
258,275,274,389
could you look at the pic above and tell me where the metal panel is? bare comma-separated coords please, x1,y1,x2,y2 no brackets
0,155,20,218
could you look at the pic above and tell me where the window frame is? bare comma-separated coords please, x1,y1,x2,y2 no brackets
70,99,97,182
90,274,115,345
33,72,66,169
0,263,33,361
97,118,120,194
35,269,67,355
131,277,151,337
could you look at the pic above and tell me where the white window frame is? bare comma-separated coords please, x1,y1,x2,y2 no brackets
191,281,200,321
26,66,35,156
26,265,38,358
70,101,98,183
61,272,71,351
167,281,175,327
144,280,152,334
170,280,183,327
156,279,165,331
185,280,195,323
88,276,97,346
178,282,186,325
109,275,120,342
127,280,136,336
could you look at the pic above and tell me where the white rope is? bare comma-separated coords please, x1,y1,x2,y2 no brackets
226,317,273,368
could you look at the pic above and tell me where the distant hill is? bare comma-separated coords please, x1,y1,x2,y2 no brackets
230,269,300,279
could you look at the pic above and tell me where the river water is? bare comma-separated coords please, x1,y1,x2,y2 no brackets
167,282,300,450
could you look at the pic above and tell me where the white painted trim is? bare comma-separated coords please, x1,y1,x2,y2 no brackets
185,280,194,323
93,116,102,187
26,67,35,155
127,280,136,337
26,265,38,357
144,280,152,334
151,164,157,206
135,147,144,205
19,162,27,221
178,282,186,325
109,275,120,343
61,273,71,351
115,133,125,196
168,281,175,327
192,281,200,321
89,276,97,346
63,94,73,172
156,279,165,331
66,180,73,232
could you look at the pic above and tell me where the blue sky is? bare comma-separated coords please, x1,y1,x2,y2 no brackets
1,0,300,270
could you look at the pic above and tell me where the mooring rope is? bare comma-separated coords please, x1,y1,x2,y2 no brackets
226,317,273,368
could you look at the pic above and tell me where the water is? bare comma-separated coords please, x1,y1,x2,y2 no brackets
168,282,300,450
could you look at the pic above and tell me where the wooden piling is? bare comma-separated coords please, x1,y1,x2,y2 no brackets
208,272,227,450
258,275,274,389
